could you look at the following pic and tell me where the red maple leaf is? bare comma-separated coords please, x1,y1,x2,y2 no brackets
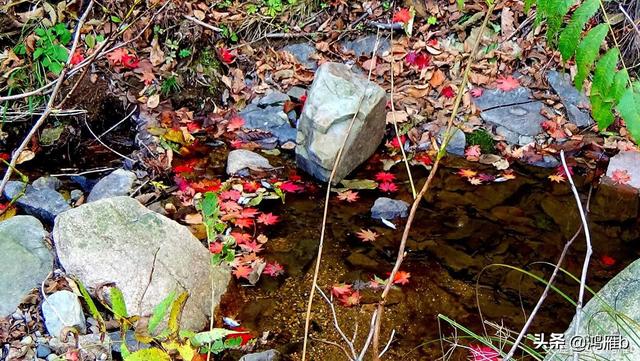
121,53,139,69
219,47,236,64
240,241,264,253
387,135,406,149
470,88,483,97
227,116,245,132
469,345,501,361
600,255,616,267
393,271,411,285
611,169,631,185
232,265,252,280
264,262,284,277
392,8,412,23
243,181,260,193
235,218,254,229
190,179,221,193
209,242,223,254
231,232,252,244
0,153,9,161
288,171,302,182
230,139,244,148
339,291,361,307
414,153,432,165
331,283,352,298
337,190,359,202
70,50,84,66
106,48,129,66
406,52,430,69
375,172,396,183
257,212,279,225
221,190,242,201
221,201,242,213
441,85,456,99
496,75,519,91
280,181,303,193
241,207,260,218
379,182,398,192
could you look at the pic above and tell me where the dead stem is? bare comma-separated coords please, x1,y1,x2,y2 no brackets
371,3,497,358
301,30,382,361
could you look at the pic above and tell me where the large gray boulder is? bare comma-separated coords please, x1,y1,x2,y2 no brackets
0,216,52,316
296,62,386,183
53,197,230,331
544,258,640,361
3,181,70,223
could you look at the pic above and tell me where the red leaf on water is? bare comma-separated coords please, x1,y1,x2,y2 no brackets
601,255,616,267
496,75,520,91
393,271,411,285
392,8,412,23
375,172,396,183
0,153,10,161
241,207,260,218
264,262,284,277
414,153,432,165
243,181,260,193
190,179,221,193
339,291,361,307
232,265,252,280
470,88,483,97
231,232,252,244
257,212,279,225
379,182,398,192
331,283,352,298
288,171,302,182
280,181,303,193
239,241,263,253
235,218,254,229
441,85,456,99
337,190,359,202
221,190,242,201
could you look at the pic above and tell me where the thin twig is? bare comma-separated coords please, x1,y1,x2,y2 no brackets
619,3,640,38
0,1,95,196
183,15,222,32
371,3,497,358
560,150,592,361
83,118,134,162
301,30,382,361
316,286,358,359
389,24,417,198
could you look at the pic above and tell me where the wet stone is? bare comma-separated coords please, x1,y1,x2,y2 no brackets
227,149,274,176
473,87,533,110
87,168,136,202
546,70,593,127
281,43,317,70
41,290,87,338
239,349,281,361
346,252,380,269
437,127,466,156
341,35,391,57
371,197,409,220
256,91,290,107
591,177,639,222
239,103,296,145
3,181,70,224
32,176,62,191
481,102,546,145
286,86,307,101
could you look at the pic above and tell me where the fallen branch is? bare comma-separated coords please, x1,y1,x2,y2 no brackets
371,3,497,358
301,30,382,361
0,0,95,196
560,150,592,361
184,15,222,32
619,3,640,38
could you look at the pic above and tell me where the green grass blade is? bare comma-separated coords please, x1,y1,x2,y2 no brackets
148,291,177,335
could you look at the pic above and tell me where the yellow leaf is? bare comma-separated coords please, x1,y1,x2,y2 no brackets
0,206,16,221
147,94,160,108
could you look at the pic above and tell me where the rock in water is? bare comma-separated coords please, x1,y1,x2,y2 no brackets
87,168,136,202
546,70,593,127
53,197,230,330
296,62,386,183
240,350,281,361
544,257,640,361
227,149,274,176
0,216,52,316
41,290,86,338
3,181,70,224
605,151,640,190
371,197,410,220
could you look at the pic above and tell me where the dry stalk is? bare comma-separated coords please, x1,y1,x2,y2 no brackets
371,3,497,358
301,30,382,361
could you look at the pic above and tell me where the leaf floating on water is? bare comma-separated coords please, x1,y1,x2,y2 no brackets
381,218,396,229
340,179,378,190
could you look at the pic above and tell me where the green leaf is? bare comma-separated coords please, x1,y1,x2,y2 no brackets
111,15,122,23
592,48,619,96
148,291,176,334
109,287,128,318
609,69,630,102
558,0,599,60
590,93,615,130
524,0,536,13
168,292,189,336
574,23,608,90
124,348,171,361
191,329,242,347
617,86,640,143
75,278,106,334
49,61,63,75
85,34,96,48
544,0,573,44
200,192,219,218
33,48,43,60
